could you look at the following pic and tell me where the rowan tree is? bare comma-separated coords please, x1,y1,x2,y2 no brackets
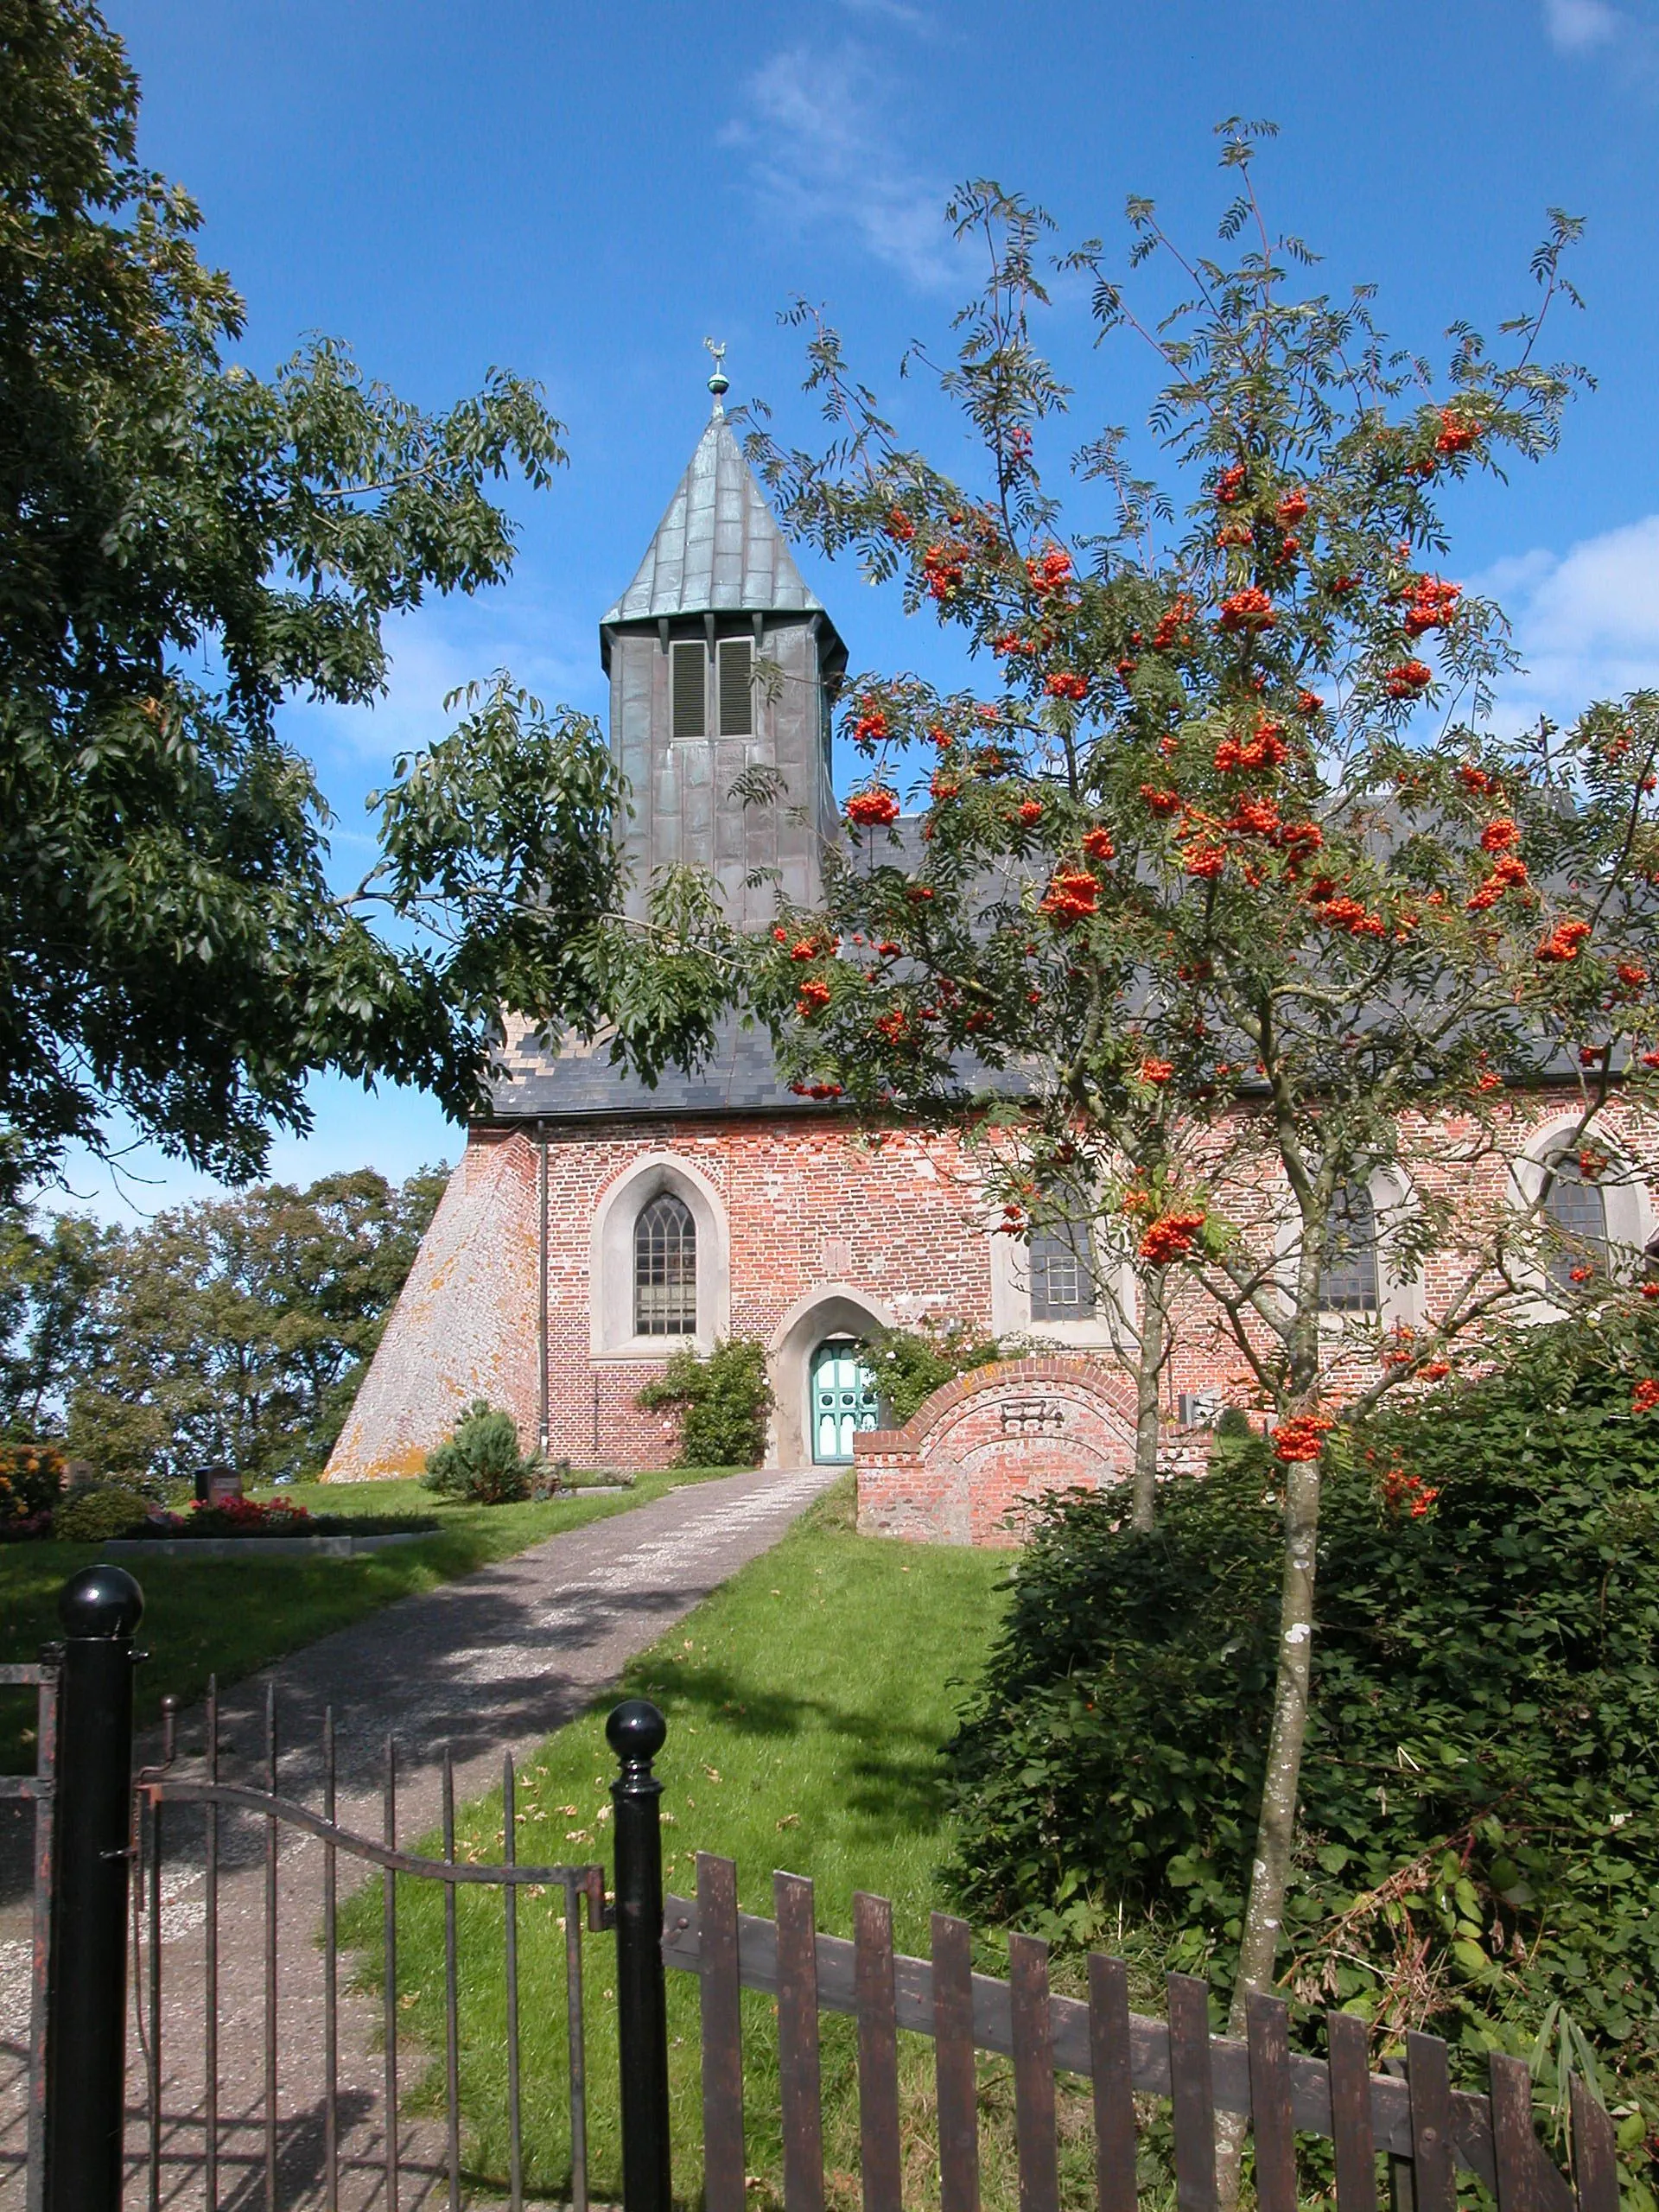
733,130,1659,2058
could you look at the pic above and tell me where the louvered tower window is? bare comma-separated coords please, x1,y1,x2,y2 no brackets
1030,1226,1096,1320
1544,1153,1608,1288
718,639,753,735
634,1193,696,1336
1320,1183,1380,1313
671,641,706,739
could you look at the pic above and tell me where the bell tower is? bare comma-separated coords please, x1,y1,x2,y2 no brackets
599,352,846,925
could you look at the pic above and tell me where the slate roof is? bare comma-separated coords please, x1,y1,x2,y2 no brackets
488,1012,828,1122
600,411,837,642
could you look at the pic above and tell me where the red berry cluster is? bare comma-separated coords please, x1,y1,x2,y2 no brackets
845,788,900,828
1535,918,1592,964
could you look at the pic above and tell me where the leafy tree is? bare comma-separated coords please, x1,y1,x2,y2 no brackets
709,131,1659,2087
636,1339,773,1466
0,4,709,1203
63,1165,443,1481
944,1296,1659,2162
0,1205,113,1434
863,1319,1002,1426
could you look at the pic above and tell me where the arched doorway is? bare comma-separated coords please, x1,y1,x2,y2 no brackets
810,1338,880,1463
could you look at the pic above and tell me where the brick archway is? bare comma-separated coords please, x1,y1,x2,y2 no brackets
854,1355,1137,1546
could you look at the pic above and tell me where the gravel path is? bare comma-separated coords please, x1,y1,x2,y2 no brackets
0,1462,842,2209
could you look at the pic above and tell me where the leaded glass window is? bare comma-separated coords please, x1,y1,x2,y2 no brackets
634,1192,696,1335
1320,1184,1380,1313
1544,1153,1608,1289
1030,1226,1096,1320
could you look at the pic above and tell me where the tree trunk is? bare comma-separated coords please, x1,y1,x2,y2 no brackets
1130,1267,1168,1532
1215,1448,1322,2202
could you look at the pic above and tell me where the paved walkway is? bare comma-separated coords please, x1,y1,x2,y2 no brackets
0,1461,842,2208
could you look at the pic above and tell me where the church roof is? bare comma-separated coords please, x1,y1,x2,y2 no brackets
600,411,836,638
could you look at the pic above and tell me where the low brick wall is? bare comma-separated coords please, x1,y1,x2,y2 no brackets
855,1356,1139,1545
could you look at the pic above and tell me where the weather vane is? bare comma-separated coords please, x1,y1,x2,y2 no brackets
704,337,729,414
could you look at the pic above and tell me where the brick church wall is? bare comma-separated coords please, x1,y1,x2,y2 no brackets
855,1356,1140,1544
325,1113,999,1480
326,1090,1659,1485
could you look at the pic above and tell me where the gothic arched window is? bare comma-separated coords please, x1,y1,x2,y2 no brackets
634,1193,696,1336
1320,1184,1380,1314
1029,1225,1096,1320
1544,1152,1608,1289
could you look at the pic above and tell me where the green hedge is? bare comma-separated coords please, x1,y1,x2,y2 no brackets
943,1300,1659,2130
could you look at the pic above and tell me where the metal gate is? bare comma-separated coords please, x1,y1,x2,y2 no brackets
3,1561,1630,2212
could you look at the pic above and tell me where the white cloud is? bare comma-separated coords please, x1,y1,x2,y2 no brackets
722,45,961,290
1545,0,1624,50
1481,512,1659,726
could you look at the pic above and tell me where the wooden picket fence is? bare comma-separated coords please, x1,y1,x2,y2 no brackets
664,1856,1620,2212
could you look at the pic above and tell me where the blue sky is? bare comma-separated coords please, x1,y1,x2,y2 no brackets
61,0,1659,1218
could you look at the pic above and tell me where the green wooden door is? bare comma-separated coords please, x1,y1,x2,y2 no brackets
810,1340,880,1464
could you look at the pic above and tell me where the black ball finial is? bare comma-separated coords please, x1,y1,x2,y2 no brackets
58,1564,144,1640
606,1697,667,1769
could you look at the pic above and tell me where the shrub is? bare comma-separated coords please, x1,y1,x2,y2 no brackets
54,1484,149,1542
863,1319,1002,1427
941,1301,1659,2110
421,1401,534,1503
636,1339,772,1467
0,1442,65,1523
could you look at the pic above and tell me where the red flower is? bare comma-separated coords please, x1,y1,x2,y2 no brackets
1434,407,1480,455
1215,718,1289,774
1276,490,1309,525
846,788,900,828
1083,827,1116,862
1137,1210,1207,1263
1272,1414,1334,1464
1219,587,1276,632
1384,660,1433,700
1535,918,1592,964
1402,578,1462,637
1634,1379,1659,1414
1045,671,1087,701
921,541,966,600
1039,869,1099,927
1139,1056,1174,1084
1027,546,1074,596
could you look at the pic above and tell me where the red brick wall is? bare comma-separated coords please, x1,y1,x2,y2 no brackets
324,1091,1659,1484
855,1356,1139,1545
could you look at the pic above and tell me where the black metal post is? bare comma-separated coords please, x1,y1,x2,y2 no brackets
43,1564,145,2212
607,1699,671,2212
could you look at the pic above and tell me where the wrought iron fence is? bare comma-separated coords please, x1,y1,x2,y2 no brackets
132,1680,608,2212
6,1562,1635,2212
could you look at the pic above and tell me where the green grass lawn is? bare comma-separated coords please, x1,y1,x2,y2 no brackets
355,1478,1013,2209
0,1466,735,1773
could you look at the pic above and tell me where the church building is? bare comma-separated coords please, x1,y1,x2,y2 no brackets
324,378,1656,1520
